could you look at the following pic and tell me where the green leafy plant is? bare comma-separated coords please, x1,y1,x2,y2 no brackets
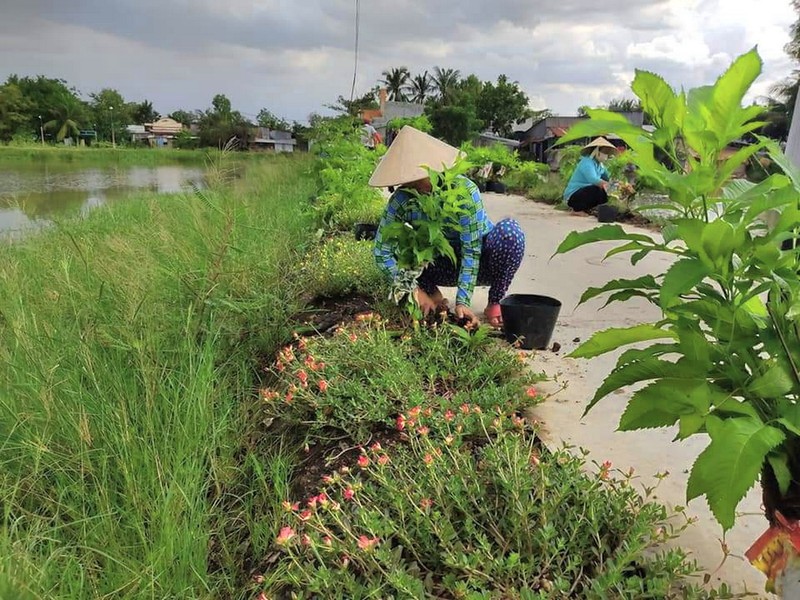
505,160,550,192
299,236,387,300
259,407,711,599
461,142,520,185
386,115,433,133
553,48,800,531
377,160,474,310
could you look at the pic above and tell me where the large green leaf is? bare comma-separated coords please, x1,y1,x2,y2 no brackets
749,365,795,398
569,324,676,359
578,275,658,306
768,453,792,495
587,357,706,415
700,219,741,268
631,70,677,131
687,416,784,530
710,48,762,143
618,378,716,431
554,225,654,256
660,258,709,306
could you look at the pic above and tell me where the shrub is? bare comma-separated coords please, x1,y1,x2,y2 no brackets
526,174,566,205
299,236,387,300
260,408,707,598
387,115,433,133
505,161,549,191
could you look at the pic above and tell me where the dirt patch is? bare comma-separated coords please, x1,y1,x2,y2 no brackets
293,294,376,334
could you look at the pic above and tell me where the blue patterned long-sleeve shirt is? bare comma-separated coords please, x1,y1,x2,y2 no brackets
373,178,493,306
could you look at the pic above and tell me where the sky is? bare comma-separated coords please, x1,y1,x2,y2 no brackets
0,0,796,125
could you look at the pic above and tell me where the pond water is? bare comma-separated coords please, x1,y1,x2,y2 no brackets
0,163,205,237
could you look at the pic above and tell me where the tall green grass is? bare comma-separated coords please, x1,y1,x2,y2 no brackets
0,155,316,598
0,145,253,166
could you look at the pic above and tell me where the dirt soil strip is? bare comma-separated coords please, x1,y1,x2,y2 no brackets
436,192,769,598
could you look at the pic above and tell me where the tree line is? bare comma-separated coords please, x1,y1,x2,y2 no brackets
0,75,300,148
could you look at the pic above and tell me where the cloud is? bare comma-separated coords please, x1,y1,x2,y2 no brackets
0,0,795,123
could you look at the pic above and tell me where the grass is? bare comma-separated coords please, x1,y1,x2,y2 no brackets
0,144,262,166
0,154,317,598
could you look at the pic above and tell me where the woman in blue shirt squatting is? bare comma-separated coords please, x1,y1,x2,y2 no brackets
370,126,525,329
563,137,620,213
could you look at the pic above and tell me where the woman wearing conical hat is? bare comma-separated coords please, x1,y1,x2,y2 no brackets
370,126,525,328
563,137,619,213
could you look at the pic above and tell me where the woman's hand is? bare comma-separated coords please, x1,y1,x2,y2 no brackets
413,288,439,316
455,305,480,329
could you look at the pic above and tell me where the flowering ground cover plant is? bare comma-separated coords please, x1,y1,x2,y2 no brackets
254,404,721,599
260,316,537,443
553,48,800,532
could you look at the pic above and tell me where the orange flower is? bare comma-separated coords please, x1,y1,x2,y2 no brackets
460,403,470,414
318,379,329,393
377,454,390,466
282,500,299,512
396,415,405,431
357,535,379,551
343,488,355,501
420,498,433,510
530,454,540,467
417,426,430,436
276,526,295,545
370,442,382,452
423,453,434,465
298,510,312,522
444,410,455,422
525,386,537,398
408,406,421,418
357,455,370,468
260,389,279,401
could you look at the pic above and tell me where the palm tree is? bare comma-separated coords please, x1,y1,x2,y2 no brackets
432,67,461,104
380,67,410,101
44,93,84,142
408,71,433,104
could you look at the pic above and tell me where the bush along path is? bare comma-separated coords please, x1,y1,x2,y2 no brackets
240,117,732,598
553,49,800,596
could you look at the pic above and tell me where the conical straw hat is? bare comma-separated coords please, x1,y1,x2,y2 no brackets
368,126,462,187
582,136,619,154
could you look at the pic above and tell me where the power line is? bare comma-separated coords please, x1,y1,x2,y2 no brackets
349,0,360,104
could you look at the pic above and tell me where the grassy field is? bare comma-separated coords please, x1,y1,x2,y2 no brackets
0,154,316,599
0,145,228,166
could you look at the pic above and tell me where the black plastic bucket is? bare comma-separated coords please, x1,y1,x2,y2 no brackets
597,204,619,223
500,294,562,350
354,223,378,241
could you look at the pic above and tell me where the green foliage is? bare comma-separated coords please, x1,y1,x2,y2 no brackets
505,161,550,191
378,160,473,274
555,48,800,530
89,88,131,143
300,236,387,300
0,82,33,141
427,104,483,146
555,144,585,180
262,402,709,598
475,74,531,137
460,142,520,174
310,116,385,230
386,115,432,133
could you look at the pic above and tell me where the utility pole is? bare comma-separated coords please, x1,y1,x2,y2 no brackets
110,106,116,148
38,115,44,145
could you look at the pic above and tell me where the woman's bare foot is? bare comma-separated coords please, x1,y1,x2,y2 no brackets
484,303,502,328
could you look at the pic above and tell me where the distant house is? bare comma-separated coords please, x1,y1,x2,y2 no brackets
249,127,297,153
127,117,185,148
360,88,425,138
473,131,520,150
519,112,645,166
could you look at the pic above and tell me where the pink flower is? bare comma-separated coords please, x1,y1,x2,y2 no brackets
370,442,382,452
343,488,355,501
349,333,358,343
282,500,299,512
357,455,370,468
396,415,406,431
284,390,294,404
525,386,538,398
472,406,482,414
444,410,455,422
423,407,433,417
322,475,334,484
357,535,379,551
311,361,325,372
530,454,540,467
602,460,612,470
298,510,312,522
306,496,317,508
317,492,329,506
301,534,313,547
341,554,350,568
420,498,433,510
323,536,333,546
423,453,434,465
275,360,285,373
377,454,390,466
276,526,295,545
417,426,430,436
260,389,279,401
318,379,329,393
304,354,315,368
256,593,269,600
460,403,470,414
297,369,308,385
409,406,421,418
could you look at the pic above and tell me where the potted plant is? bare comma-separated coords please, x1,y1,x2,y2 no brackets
553,49,800,596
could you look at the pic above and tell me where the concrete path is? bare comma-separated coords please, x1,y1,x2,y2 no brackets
440,192,769,597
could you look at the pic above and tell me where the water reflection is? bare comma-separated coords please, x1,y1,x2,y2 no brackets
0,164,205,237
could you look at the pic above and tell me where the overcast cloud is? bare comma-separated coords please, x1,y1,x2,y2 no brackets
0,0,795,124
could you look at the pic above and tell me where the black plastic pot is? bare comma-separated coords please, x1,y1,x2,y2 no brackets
476,181,487,193
485,181,507,194
597,204,619,223
354,223,378,241
500,294,562,350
